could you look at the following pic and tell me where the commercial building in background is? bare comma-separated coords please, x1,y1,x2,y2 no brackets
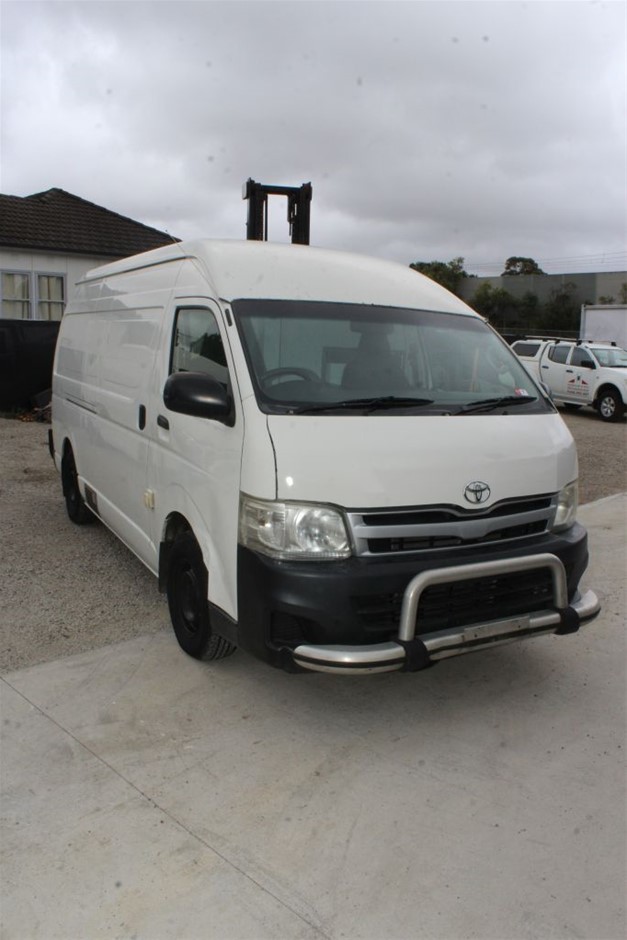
459,270,627,309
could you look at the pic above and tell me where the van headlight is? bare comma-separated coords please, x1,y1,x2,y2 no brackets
239,495,351,560
551,481,578,532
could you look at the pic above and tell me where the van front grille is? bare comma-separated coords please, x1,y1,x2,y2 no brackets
367,520,547,554
352,567,556,639
347,495,555,557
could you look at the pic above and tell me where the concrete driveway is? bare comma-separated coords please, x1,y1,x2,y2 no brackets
1,495,625,940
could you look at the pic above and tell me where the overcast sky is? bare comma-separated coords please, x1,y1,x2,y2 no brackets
1,0,625,274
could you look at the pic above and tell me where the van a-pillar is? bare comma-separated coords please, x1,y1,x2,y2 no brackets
243,178,312,245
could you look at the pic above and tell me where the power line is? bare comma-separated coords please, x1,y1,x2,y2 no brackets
467,251,627,275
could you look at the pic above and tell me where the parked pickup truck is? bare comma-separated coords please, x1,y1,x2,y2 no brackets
511,338,627,422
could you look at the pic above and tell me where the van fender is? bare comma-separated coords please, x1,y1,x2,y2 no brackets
156,482,236,619
58,431,81,480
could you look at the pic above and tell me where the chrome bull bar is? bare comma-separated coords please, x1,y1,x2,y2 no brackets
292,553,601,675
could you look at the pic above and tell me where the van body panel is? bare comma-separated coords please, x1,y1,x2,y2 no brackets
239,397,278,500
192,241,473,311
268,413,577,507
55,265,177,568
82,240,476,314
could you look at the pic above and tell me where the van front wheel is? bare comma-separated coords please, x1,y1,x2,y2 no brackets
167,532,236,661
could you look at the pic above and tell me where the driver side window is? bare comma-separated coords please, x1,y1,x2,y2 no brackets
170,307,230,388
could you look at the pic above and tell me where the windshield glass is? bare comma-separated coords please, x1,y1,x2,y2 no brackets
590,346,627,368
233,300,550,415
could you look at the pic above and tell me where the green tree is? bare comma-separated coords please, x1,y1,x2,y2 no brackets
471,282,519,328
517,291,542,331
539,283,579,333
409,257,467,296
501,256,546,276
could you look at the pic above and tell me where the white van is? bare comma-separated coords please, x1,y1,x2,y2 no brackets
51,240,600,674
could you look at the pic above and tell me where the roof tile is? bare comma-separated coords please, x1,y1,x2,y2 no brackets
0,188,179,257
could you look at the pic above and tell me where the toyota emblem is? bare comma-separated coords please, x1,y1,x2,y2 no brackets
464,481,491,505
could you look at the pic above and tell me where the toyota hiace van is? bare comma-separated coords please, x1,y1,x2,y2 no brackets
51,240,600,673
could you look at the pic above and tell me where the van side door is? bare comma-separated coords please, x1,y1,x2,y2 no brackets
147,301,244,621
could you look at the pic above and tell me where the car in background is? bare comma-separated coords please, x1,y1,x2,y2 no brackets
512,338,627,421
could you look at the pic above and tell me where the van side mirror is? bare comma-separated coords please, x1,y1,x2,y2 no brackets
163,372,233,422
579,359,594,369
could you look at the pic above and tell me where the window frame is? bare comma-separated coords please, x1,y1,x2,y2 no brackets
570,347,596,369
512,341,541,358
168,305,231,384
0,269,66,320
548,344,570,365
167,303,237,428
36,273,66,320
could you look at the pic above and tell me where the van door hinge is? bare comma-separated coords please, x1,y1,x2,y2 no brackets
143,490,156,510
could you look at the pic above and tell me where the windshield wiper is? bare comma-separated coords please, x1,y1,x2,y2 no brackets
290,396,435,415
455,395,537,415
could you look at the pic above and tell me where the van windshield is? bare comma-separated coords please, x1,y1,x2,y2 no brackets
233,300,550,415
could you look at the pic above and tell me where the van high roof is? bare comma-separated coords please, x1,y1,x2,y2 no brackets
79,238,475,316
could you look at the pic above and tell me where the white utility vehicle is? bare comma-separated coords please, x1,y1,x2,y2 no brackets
51,240,600,674
512,338,627,422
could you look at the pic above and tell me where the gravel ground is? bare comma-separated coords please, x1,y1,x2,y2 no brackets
1,408,625,674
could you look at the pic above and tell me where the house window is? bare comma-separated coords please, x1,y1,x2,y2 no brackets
0,271,65,320
1,273,30,319
37,275,65,320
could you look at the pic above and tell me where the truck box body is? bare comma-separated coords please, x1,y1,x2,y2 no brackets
51,240,599,674
580,304,627,347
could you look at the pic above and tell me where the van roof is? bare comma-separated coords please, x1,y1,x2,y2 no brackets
80,239,477,316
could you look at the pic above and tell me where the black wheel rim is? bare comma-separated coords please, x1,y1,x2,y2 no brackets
63,459,80,514
175,563,201,636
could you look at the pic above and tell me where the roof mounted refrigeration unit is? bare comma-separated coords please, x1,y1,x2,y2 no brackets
243,178,312,245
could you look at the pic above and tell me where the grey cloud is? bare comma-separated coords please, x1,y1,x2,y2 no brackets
1,0,625,272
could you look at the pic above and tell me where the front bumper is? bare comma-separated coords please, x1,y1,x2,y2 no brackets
292,553,600,674
235,522,599,672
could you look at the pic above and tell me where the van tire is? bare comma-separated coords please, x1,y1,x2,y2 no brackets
61,448,95,525
167,532,236,661
596,387,624,422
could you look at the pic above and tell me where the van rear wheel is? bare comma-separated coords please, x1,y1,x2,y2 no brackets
61,448,94,525
167,532,236,661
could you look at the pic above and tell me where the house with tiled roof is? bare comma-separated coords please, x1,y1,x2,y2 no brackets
0,188,179,320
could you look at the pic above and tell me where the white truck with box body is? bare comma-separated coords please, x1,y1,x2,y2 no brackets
51,240,600,674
